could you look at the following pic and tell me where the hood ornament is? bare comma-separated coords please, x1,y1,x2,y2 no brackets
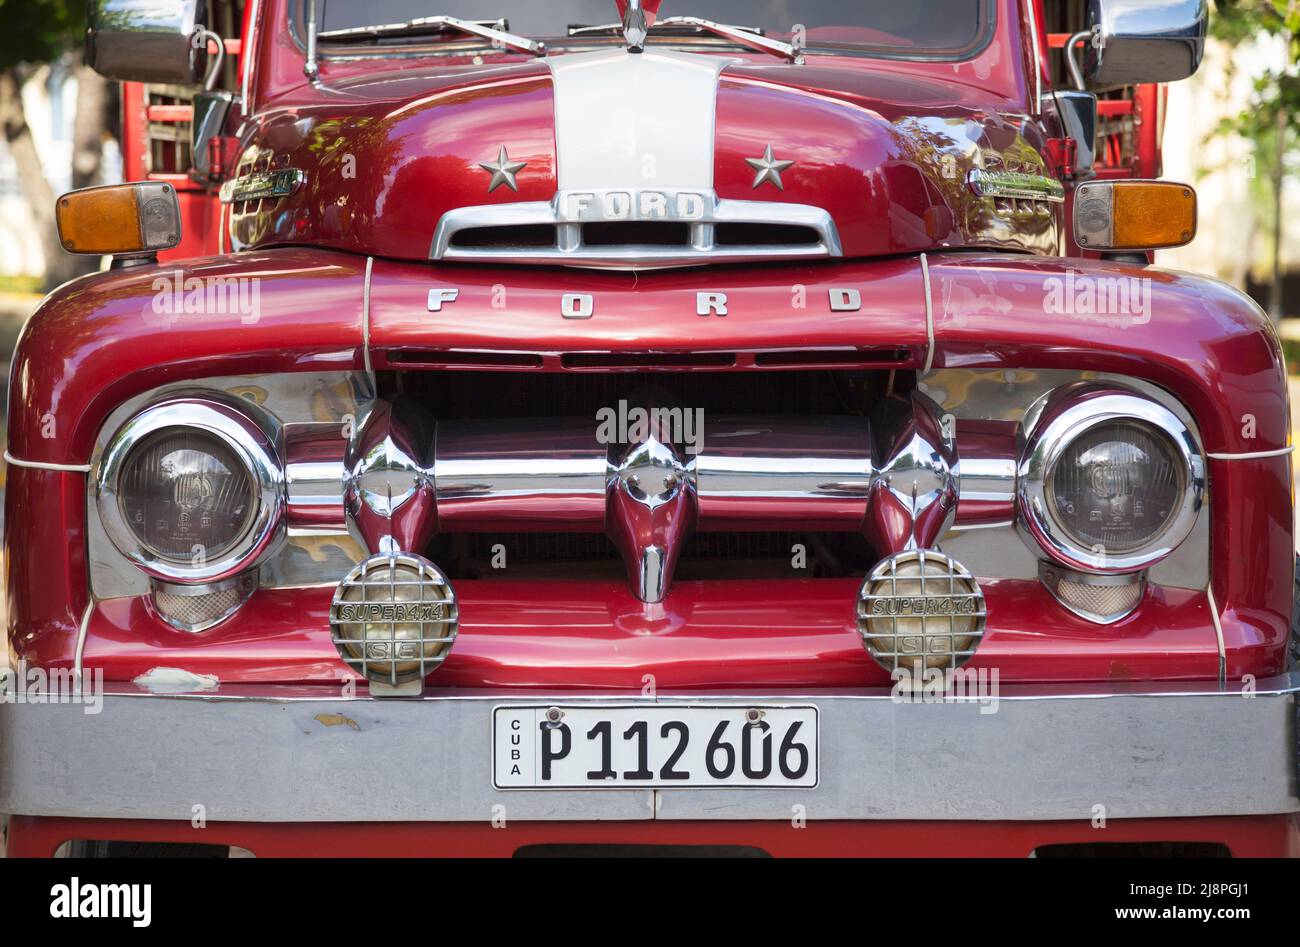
479,145,527,193
620,0,661,52
746,144,795,191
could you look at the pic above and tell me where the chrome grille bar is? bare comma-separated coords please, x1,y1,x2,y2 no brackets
287,412,1016,536
428,189,843,270
283,391,1019,602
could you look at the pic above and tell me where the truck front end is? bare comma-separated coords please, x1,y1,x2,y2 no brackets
3,0,1298,858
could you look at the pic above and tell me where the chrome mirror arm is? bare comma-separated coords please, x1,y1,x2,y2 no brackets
304,0,319,80
1064,29,1093,91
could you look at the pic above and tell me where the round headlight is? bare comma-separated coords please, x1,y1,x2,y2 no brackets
1020,388,1204,573
120,428,257,562
1046,420,1185,554
97,399,284,583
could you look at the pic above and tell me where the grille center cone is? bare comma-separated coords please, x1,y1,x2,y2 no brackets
856,550,986,672
330,552,459,694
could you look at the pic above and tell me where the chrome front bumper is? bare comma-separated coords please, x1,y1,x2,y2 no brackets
1,676,1297,823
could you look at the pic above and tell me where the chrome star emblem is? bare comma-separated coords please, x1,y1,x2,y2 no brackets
745,144,795,190
479,145,527,193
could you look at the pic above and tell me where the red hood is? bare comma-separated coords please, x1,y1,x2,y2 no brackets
229,51,1058,263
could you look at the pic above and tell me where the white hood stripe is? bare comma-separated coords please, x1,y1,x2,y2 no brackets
547,49,732,191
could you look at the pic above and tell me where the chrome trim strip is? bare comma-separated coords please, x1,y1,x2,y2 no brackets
3,452,91,473
241,0,259,108
429,190,842,269
72,600,93,695
921,252,935,374
362,256,373,376
1207,446,1294,460
3,679,1295,822
284,456,347,527
434,419,607,528
1026,0,1043,105
955,456,1018,507
219,167,305,204
1207,580,1227,687
25,676,1299,702
968,168,1066,203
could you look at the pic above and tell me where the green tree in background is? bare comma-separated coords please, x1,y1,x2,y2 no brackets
0,0,114,291
1211,1,1300,321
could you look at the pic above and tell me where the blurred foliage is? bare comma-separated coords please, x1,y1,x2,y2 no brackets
1209,1,1300,299
1210,2,1300,149
1212,0,1300,55
0,0,87,70
0,275,42,294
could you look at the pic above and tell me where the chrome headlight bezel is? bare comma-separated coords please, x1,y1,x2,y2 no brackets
95,398,285,584
1018,387,1205,574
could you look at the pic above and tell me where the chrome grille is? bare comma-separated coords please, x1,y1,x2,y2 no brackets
429,190,842,269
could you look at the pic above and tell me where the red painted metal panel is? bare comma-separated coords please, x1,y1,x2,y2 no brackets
6,248,1290,684
62,577,1217,689
6,249,367,465
9,813,1299,858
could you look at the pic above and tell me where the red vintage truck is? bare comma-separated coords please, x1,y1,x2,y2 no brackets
2,0,1297,858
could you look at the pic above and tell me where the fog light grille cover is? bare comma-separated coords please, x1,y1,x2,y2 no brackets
857,550,986,672
1039,563,1144,624
329,552,458,695
152,574,256,633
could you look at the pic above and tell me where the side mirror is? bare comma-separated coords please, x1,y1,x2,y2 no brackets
1077,0,1207,87
1043,91,1098,178
86,0,210,85
192,90,237,179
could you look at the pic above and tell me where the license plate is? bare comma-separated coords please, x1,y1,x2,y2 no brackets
493,704,818,789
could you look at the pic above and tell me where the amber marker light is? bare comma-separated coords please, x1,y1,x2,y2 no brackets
55,182,182,260
1073,180,1197,252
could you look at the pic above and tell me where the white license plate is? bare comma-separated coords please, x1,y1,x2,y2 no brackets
493,704,818,789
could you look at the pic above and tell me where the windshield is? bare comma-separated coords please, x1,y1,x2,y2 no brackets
298,1,995,59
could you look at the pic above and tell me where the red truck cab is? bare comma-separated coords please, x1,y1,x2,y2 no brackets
2,0,1297,858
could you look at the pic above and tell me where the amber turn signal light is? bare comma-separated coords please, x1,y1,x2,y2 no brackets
1073,180,1196,252
55,182,182,257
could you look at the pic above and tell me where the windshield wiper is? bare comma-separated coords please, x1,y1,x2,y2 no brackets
317,14,545,57
569,13,804,64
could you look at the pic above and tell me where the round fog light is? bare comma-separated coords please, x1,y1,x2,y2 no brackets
856,550,986,672
330,553,458,695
